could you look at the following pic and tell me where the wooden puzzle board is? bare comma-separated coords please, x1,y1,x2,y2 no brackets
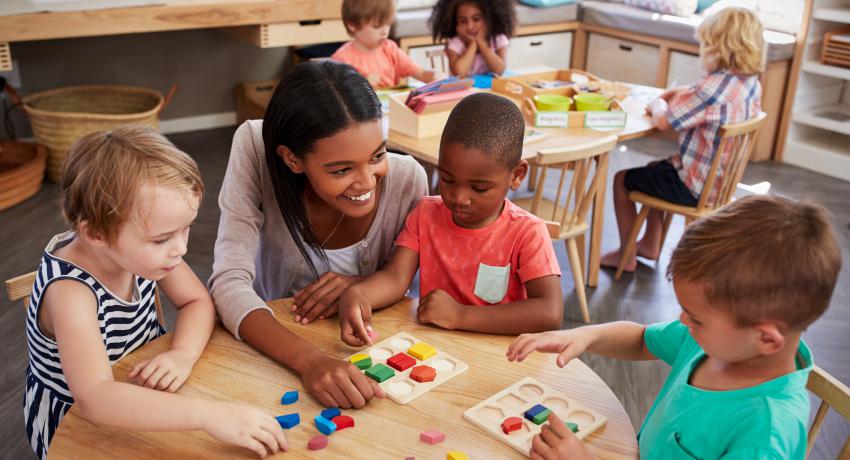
463,377,607,456
347,332,468,404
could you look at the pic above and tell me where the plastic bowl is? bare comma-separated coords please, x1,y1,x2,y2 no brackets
533,94,572,112
573,92,612,111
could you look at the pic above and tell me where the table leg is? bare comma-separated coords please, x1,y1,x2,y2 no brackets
587,153,609,288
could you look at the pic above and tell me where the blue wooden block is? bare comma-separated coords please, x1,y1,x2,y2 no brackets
524,404,548,422
280,390,299,405
275,413,300,429
320,408,341,420
314,415,337,436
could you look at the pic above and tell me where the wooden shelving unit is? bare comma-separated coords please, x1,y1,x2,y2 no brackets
785,0,850,181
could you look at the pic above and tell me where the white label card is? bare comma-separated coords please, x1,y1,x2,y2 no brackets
584,111,627,128
535,111,569,127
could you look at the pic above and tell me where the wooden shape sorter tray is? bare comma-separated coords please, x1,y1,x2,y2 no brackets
463,377,607,456
347,332,469,404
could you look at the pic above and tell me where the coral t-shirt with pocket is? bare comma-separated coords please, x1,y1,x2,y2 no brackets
394,196,561,305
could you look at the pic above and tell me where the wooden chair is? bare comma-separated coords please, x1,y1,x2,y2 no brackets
513,135,618,323
6,271,165,326
426,48,449,74
807,365,850,459
615,112,767,280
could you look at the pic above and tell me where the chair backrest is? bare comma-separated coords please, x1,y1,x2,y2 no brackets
697,112,767,212
806,365,850,458
528,135,618,239
5,270,165,327
426,48,448,74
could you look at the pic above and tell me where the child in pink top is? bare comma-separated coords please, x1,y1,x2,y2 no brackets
430,0,516,77
332,0,438,87
338,93,563,345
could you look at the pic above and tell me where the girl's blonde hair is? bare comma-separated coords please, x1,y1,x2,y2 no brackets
697,7,765,75
61,125,204,243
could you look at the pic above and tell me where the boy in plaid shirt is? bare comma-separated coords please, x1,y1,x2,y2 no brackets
601,7,764,273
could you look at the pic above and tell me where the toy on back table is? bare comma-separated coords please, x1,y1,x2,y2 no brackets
464,377,607,456
347,332,468,404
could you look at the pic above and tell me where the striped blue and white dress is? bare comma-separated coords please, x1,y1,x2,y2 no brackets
24,231,165,459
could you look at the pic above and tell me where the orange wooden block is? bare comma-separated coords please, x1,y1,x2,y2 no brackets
410,365,436,383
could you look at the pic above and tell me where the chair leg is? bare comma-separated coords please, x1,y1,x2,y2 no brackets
574,234,587,283
527,164,538,191
615,205,651,280
658,212,674,260
566,238,590,323
684,216,694,227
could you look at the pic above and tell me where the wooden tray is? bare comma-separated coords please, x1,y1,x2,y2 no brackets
821,26,850,68
521,97,627,129
492,69,600,100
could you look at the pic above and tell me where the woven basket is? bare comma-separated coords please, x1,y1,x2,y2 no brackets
0,140,47,211
22,85,173,182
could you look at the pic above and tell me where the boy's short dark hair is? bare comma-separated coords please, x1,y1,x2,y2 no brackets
341,0,395,33
440,92,524,169
668,195,841,331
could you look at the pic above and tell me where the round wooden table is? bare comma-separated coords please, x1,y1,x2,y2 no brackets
49,298,638,459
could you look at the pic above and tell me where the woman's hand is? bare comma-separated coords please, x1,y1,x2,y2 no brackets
338,286,375,347
292,272,361,324
201,401,288,458
506,328,596,368
128,349,198,392
300,354,385,408
530,412,594,460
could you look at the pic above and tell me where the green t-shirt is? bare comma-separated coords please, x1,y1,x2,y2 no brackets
638,321,812,459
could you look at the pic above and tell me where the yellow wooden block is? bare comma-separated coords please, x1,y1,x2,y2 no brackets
408,342,436,360
447,451,469,460
350,353,369,363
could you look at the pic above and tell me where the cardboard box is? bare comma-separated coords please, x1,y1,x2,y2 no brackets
234,79,280,125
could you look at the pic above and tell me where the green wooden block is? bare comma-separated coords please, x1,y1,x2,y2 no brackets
365,363,395,382
354,357,372,370
531,408,551,425
566,422,579,433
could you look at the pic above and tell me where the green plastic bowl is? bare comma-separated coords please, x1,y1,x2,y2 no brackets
533,94,572,112
574,92,612,111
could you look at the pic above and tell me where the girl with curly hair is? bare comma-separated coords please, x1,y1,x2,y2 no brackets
429,0,516,77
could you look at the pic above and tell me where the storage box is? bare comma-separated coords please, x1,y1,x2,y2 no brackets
492,69,600,100
234,79,280,125
520,97,627,129
821,26,850,69
388,92,458,138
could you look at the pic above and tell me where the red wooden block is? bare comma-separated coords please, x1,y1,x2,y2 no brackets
409,365,436,383
501,416,523,434
331,415,354,430
387,352,416,371
308,435,328,450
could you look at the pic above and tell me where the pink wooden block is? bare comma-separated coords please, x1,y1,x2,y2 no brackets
420,429,445,444
308,435,328,451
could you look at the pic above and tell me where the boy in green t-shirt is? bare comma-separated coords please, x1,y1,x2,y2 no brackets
506,195,842,459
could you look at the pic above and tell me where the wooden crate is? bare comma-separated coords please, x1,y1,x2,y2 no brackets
388,92,458,139
821,26,850,69
520,97,626,129
227,19,349,48
234,79,280,125
492,69,600,100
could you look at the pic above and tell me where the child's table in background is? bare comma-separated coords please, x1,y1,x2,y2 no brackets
48,298,639,459
387,84,663,288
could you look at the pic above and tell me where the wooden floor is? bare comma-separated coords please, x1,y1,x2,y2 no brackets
1,127,847,458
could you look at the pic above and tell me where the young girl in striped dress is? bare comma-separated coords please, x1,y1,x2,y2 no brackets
24,126,288,459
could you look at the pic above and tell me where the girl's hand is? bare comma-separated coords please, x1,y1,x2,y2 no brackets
416,289,464,330
300,354,385,409
338,286,374,346
506,328,595,368
128,349,197,392
202,401,288,458
530,412,593,460
474,28,489,49
293,272,360,324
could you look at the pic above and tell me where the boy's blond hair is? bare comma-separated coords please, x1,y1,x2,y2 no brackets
342,0,395,34
61,125,204,244
668,195,841,331
697,7,765,75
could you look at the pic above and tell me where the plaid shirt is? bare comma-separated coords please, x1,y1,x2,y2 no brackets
667,70,761,203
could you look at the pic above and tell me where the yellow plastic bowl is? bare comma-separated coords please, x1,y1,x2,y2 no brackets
533,94,572,112
574,92,612,111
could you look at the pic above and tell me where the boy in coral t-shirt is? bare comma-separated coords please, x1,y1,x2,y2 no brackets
338,93,563,345
331,0,439,87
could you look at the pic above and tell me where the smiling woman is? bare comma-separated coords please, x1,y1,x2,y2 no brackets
209,60,427,409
